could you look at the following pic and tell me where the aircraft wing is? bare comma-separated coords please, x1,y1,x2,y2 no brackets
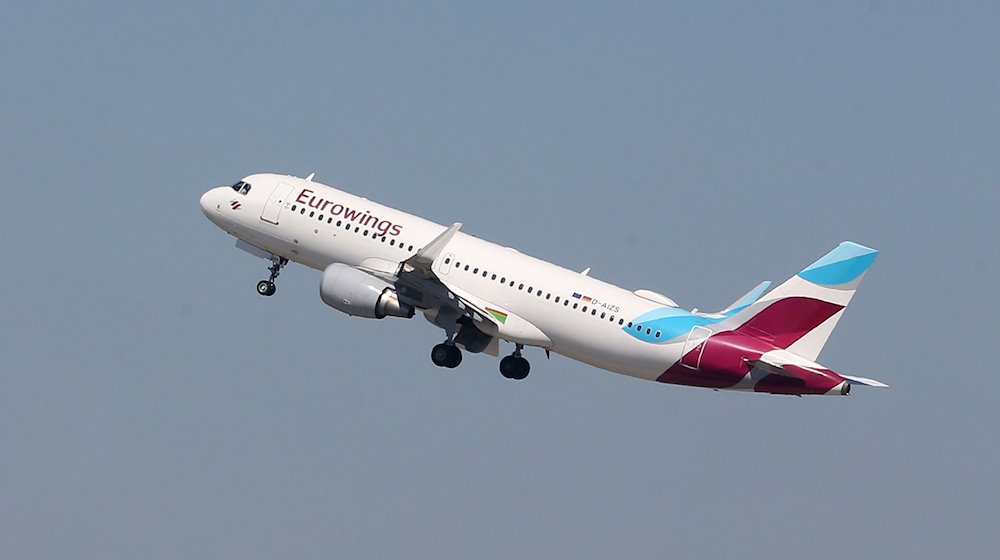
394,223,501,331
393,223,551,350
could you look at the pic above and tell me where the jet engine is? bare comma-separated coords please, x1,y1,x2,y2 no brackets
320,263,414,319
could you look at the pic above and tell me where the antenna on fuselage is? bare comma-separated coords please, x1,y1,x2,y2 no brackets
305,172,316,181
580,267,591,276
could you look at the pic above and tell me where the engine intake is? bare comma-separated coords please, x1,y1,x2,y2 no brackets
320,263,414,319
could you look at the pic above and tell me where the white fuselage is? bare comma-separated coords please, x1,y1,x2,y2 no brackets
200,173,689,381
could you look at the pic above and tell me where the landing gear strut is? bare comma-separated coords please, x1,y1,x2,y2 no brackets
431,343,462,368
499,344,530,380
256,256,288,297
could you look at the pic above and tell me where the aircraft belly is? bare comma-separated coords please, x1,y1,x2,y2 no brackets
547,328,673,381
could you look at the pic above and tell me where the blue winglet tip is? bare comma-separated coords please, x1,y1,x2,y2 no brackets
798,241,878,286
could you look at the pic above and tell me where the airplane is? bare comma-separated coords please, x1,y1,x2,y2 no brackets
200,173,888,396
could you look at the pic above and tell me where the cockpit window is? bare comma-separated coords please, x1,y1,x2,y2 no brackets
230,181,252,195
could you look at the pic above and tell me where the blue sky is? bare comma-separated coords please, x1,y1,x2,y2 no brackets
2,2,998,558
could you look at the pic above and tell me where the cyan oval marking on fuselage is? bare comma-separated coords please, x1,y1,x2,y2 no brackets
624,307,724,343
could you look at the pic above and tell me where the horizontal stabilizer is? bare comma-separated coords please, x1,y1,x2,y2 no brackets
841,374,889,388
748,359,805,379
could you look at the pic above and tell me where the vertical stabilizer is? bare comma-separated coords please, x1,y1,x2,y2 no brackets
728,242,878,361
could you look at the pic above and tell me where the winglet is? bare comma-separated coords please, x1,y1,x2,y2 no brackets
406,223,462,271
720,280,772,315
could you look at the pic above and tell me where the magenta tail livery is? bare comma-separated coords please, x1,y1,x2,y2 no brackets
201,173,887,396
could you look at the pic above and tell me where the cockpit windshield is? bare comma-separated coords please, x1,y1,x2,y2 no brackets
230,181,252,195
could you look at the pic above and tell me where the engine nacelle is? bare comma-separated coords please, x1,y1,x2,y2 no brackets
320,263,414,319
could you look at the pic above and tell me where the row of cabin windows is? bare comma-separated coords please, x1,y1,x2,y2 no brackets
290,204,416,252
441,256,663,339
287,207,665,340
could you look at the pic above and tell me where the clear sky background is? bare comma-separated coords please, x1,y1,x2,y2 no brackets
2,2,998,558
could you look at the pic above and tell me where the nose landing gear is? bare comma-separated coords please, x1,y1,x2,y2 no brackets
256,256,288,297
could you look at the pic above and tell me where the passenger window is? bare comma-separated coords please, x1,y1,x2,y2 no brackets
491,274,497,280
555,296,560,303
527,287,533,294
655,331,661,338
582,306,588,313
327,218,333,224
445,257,451,264
573,303,578,309
310,211,315,217
545,294,551,300
473,267,479,274
600,312,606,319
619,319,625,325
300,208,306,214
500,277,506,283
291,205,297,211
518,284,524,290
464,265,470,271
318,215,324,221
591,309,597,316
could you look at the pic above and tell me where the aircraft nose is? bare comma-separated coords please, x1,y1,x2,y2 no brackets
200,188,218,217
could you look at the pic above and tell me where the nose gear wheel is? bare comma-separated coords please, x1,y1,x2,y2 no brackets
256,256,288,297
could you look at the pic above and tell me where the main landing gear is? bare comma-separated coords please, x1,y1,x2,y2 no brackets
499,344,530,380
256,256,288,297
429,341,530,380
431,343,463,368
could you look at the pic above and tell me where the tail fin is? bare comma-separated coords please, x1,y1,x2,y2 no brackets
727,242,878,361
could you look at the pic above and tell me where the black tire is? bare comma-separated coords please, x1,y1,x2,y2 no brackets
500,356,530,380
431,344,451,367
257,280,276,296
511,356,530,380
445,345,463,368
500,356,519,379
